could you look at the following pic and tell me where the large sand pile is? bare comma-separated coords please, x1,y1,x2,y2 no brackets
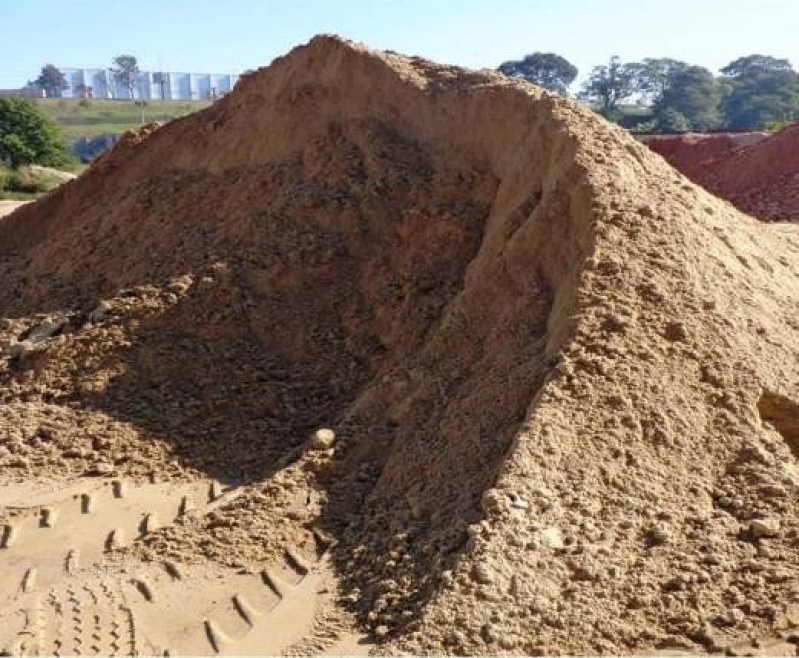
645,126,799,222
2,36,799,655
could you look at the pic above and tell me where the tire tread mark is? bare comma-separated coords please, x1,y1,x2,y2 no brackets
48,589,64,657
66,585,83,655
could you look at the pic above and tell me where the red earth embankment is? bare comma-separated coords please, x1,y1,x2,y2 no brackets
642,126,799,221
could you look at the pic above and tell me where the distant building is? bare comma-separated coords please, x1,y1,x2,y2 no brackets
59,68,240,100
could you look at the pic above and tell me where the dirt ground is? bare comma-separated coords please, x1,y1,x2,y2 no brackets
1,36,799,656
643,127,799,222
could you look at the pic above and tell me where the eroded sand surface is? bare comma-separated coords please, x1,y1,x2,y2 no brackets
2,36,799,655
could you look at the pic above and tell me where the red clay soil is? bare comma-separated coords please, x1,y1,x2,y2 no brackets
704,123,799,222
641,132,768,181
643,126,799,222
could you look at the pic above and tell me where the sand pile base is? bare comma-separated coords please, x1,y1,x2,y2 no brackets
2,36,799,655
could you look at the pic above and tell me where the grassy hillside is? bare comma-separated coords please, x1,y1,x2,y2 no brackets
33,98,211,138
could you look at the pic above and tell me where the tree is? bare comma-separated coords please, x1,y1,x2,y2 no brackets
111,55,140,99
720,54,793,79
720,54,799,129
722,71,799,129
578,56,638,116
655,66,721,131
35,64,68,98
497,52,578,95
0,97,72,168
655,108,690,133
630,58,689,104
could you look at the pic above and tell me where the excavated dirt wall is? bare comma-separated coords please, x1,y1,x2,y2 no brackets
643,127,799,222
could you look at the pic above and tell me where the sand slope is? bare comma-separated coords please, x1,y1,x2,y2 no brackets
1,36,799,655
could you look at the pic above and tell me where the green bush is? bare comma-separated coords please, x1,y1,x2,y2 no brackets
0,97,73,168
655,107,691,133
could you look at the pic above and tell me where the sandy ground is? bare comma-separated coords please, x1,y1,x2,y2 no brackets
0,475,368,655
0,200,30,219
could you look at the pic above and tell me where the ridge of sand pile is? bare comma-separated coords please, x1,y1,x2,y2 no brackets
2,35,799,654
645,126,799,222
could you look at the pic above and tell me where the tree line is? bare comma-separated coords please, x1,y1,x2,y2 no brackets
498,52,799,132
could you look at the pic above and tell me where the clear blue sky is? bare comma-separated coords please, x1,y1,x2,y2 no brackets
1,0,798,88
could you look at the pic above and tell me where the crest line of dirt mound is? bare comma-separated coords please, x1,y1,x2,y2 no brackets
2,35,799,655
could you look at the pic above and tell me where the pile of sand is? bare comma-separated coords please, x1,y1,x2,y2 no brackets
2,36,799,655
645,126,799,222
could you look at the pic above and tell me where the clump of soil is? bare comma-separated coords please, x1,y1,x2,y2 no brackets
643,127,799,222
2,36,799,655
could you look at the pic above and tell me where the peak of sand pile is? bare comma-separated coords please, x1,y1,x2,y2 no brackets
2,35,799,655
645,125,799,222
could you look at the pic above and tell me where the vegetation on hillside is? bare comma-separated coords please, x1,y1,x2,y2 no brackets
34,98,211,139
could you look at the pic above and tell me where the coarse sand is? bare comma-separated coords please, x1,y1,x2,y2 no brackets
1,36,799,655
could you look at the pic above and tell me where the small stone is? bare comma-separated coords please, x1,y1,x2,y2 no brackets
446,629,467,648
92,462,115,476
509,492,529,509
6,341,36,360
702,553,723,566
471,563,494,585
718,496,733,508
719,607,746,627
310,428,336,450
530,596,550,614
750,518,781,539
27,319,65,344
647,521,671,546
374,625,389,638
540,526,564,549
481,623,500,644
664,320,688,342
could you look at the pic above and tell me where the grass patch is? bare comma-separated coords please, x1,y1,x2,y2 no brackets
32,98,211,138
0,163,77,200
